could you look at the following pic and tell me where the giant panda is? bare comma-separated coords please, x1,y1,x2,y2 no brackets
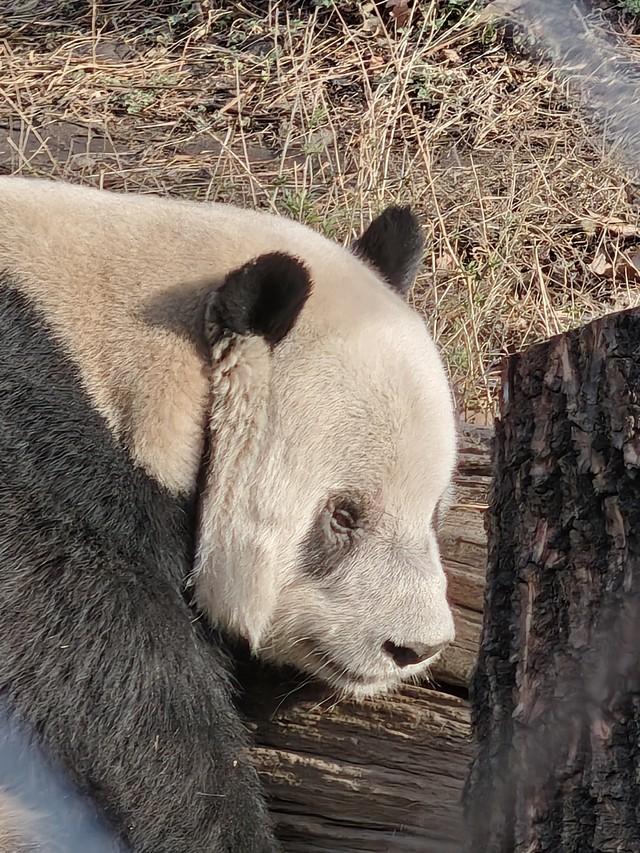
0,176,457,852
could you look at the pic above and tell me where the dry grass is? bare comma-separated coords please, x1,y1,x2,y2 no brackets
2,0,640,417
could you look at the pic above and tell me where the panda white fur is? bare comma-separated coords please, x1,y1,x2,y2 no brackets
0,176,457,852
0,793,37,853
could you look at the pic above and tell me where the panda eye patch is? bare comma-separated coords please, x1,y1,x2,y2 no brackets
299,494,364,577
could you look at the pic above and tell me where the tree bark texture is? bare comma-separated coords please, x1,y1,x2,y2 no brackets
240,425,492,852
465,308,640,853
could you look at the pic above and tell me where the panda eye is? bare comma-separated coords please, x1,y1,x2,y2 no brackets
330,506,357,533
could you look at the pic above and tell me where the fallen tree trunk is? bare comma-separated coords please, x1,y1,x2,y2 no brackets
240,425,492,852
246,683,471,853
465,307,640,852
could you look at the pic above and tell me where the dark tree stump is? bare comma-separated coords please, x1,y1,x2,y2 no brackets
465,308,640,853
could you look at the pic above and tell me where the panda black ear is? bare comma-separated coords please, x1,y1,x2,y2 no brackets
204,252,312,347
352,205,425,297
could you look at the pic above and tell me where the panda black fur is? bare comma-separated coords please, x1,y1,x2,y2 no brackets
0,177,458,852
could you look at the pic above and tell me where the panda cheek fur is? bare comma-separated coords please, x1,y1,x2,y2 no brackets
193,334,283,649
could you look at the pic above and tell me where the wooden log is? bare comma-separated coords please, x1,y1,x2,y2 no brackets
441,423,491,616
464,307,640,852
434,424,491,687
243,677,472,853
241,424,491,852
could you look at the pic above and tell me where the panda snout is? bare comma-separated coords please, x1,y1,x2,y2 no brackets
381,639,446,668
382,638,450,669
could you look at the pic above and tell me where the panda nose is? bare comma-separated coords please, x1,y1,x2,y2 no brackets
382,639,447,668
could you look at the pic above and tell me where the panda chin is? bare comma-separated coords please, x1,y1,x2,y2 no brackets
310,657,403,700
275,640,410,700
328,673,398,701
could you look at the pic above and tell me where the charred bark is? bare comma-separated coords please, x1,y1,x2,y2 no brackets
465,308,640,853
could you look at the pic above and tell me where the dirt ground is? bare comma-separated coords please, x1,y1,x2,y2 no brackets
2,0,640,419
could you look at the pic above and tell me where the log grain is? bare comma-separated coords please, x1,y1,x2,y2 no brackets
247,685,471,853
435,424,491,687
465,307,640,853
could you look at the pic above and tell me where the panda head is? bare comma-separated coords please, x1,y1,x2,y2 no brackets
193,206,456,698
